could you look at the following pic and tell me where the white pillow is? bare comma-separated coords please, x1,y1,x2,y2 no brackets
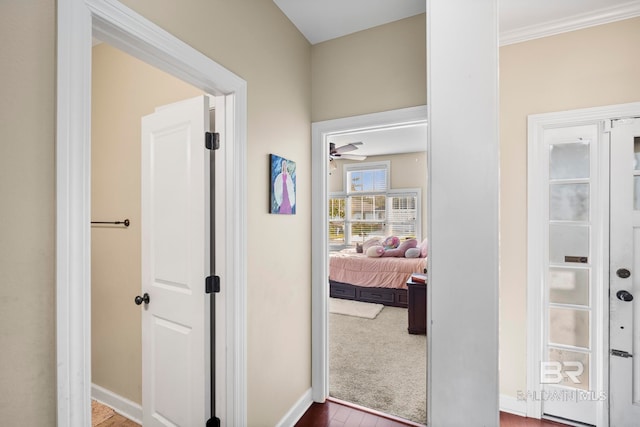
366,245,384,257
405,247,421,258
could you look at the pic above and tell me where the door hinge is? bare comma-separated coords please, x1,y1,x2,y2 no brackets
205,275,221,293
205,132,220,150
611,349,633,358
206,416,221,427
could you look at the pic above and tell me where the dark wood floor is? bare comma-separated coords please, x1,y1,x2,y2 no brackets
295,399,570,427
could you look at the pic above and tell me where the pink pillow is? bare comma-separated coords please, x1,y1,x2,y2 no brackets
420,239,428,258
363,238,382,252
366,245,384,257
382,238,417,257
382,236,400,249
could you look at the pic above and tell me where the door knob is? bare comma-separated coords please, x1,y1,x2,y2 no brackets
134,293,150,305
617,268,631,278
616,290,634,302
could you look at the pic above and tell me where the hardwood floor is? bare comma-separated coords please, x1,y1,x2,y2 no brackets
91,398,569,427
94,413,140,427
295,399,415,427
92,399,140,427
295,399,571,427
500,412,571,427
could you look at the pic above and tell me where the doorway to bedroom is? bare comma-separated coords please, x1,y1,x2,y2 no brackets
312,106,428,425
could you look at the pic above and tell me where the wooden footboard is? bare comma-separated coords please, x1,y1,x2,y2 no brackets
329,280,408,308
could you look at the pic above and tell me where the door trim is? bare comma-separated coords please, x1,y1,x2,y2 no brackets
527,101,640,426
56,1,248,425
311,106,428,401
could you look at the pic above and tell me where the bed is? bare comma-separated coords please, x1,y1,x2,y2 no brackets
329,248,427,308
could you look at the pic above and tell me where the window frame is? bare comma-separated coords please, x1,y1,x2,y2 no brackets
344,160,391,194
330,161,421,248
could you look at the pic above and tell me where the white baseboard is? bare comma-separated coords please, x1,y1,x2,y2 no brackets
92,383,143,425
500,393,527,417
274,388,313,427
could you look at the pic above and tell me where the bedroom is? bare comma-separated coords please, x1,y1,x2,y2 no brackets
328,125,428,304
326,124,428,424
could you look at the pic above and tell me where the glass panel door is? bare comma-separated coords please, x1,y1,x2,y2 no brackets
547,140,592,394
540,124,601,426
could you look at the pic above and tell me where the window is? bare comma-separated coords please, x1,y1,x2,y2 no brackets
329,162,420,249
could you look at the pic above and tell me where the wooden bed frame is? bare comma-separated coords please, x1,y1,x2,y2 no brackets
329,279,408,308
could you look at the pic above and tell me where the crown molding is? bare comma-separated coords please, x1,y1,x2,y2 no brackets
500,1,640,46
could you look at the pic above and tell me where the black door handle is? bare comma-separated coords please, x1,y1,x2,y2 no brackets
134,293,150,305
616,290,634,302
617,268,631,278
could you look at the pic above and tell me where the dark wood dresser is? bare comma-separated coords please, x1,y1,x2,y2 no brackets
406,280,427,334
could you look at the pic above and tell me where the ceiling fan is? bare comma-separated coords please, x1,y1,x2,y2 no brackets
329,142,367,161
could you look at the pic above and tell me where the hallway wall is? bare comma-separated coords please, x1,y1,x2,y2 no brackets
0,1,56,424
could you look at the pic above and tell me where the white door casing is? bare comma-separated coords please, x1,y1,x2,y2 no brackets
141,96,211,426
311,106,428,401
609,118,640,426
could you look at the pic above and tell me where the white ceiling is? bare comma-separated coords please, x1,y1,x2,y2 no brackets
330,123,428,157
275,0,640,157
275,0,640,45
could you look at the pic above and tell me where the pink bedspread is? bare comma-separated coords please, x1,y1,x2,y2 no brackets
329,251,426,289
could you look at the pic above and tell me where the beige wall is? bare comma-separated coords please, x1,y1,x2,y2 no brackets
0,1,56,424
91,43,203,403
499,17,640,397
329,152,428,239
311,14,427,122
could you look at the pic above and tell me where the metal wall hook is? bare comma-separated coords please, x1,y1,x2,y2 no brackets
91,219,130,227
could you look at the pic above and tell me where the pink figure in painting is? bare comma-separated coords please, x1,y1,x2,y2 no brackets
274,158,295,214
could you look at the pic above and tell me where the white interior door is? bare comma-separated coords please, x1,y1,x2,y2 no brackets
609,118,640,426
141,95,211,426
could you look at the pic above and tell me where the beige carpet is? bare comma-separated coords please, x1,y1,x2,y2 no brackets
330,306,427,425
92,400,115,426
329,297,384,319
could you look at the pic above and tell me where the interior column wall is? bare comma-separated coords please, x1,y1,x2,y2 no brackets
427,1,500,424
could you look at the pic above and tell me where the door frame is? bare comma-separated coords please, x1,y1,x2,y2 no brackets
56,1,248,426
527,101,640,426
310,105,428,401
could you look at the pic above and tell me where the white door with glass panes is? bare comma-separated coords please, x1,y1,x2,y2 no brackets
609,118,640,426
540,124,604,425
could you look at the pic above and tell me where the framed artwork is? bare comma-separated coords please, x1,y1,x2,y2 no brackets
270,154,296,214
